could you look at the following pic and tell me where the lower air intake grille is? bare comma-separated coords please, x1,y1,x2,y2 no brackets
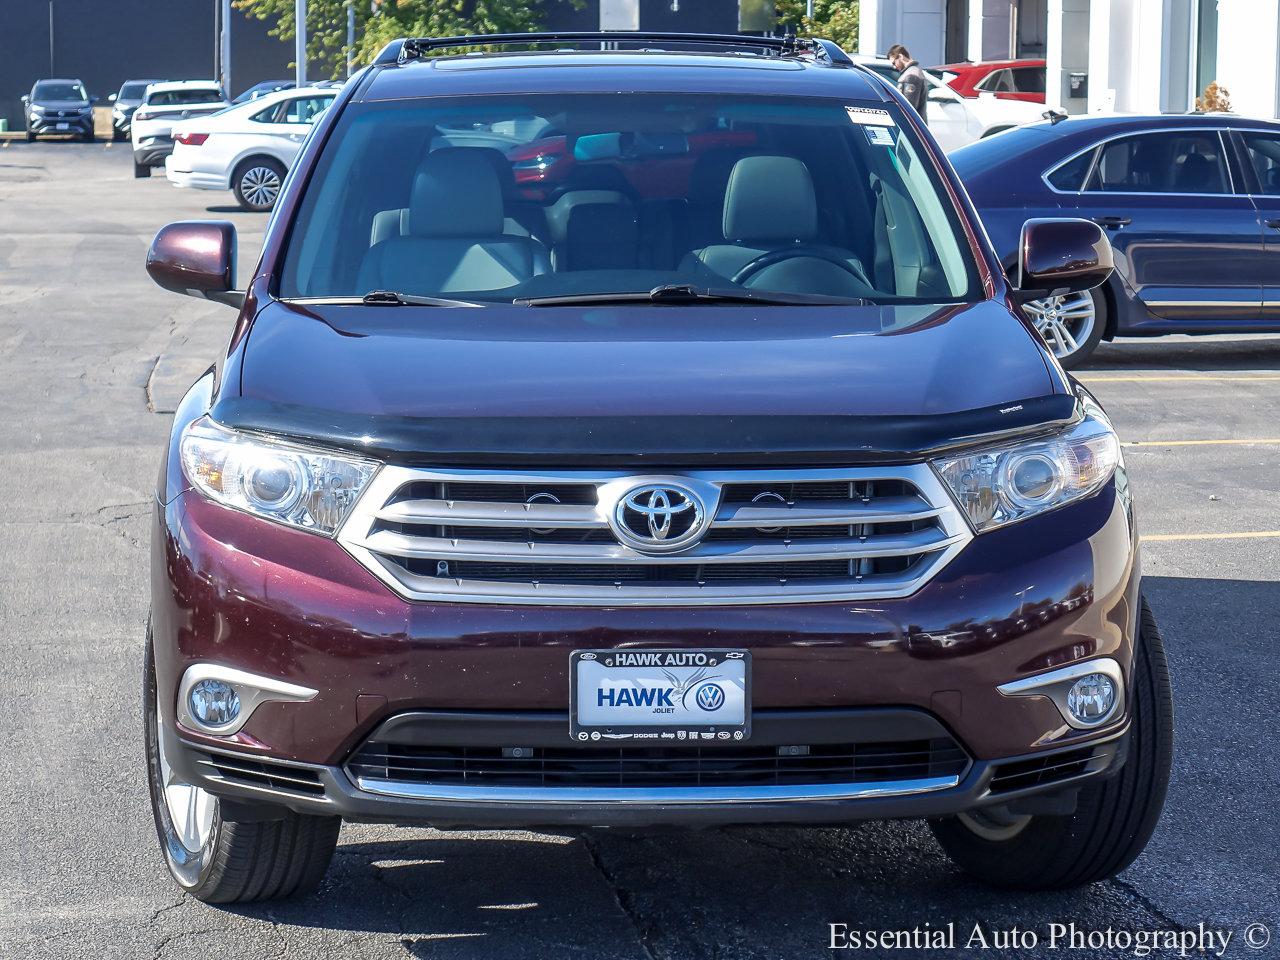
347,737,969,789
987,746,1101,795
197,752,326,797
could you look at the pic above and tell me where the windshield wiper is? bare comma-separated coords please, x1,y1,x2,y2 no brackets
361,290,481,307
515,283,867,307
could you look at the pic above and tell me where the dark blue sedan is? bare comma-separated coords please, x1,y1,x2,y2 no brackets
952,114,1280,366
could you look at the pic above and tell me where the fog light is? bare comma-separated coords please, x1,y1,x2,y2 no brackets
1066,673,1116,723
189,679,241,727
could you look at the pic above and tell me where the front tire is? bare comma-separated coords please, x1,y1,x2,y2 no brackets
232,157,285,211
929,597,1173,889
1022,285,1106,368
144,627,340,903
25,130,36,142
134,160,151,179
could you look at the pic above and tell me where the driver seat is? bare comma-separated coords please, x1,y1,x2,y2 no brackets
682,155,870,296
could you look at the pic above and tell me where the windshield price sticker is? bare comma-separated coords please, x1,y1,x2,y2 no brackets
865,126,896,146
570,649,751,741
845,106,896,127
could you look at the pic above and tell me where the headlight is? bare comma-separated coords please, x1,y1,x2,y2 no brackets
180,417,378,535
932,409,1120,533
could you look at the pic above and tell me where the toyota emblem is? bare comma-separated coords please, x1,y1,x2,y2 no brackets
610,482,709,553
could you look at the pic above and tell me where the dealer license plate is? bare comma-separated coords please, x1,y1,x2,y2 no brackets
56,123,69,131
570,649,750,743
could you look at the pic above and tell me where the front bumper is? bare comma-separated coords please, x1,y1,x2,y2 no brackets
152,461,1139,826
27,114,93,135
133,137,173,167
162,708,1128,828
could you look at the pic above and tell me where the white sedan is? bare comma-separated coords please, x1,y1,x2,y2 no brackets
165,86,337,210
853,57,1044,151
131,81,229,178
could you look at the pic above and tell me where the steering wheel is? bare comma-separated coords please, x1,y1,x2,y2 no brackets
731,245,871,287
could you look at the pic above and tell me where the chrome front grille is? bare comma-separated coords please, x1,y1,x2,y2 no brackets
337,466,972,605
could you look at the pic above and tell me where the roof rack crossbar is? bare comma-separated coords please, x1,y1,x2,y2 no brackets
385,32,851,64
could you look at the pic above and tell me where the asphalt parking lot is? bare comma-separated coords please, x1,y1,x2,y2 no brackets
1,138,1277,960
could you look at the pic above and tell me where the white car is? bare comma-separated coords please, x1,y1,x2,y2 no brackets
165,86,337,210
853,57,1044,151
131,81,229,179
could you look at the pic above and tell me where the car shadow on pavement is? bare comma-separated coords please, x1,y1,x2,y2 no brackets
217,575,1278,958
1090,335,1280,371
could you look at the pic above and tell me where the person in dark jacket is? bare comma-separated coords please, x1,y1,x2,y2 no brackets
888,44,928,120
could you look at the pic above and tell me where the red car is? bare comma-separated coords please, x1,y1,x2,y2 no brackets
935,59,1046,104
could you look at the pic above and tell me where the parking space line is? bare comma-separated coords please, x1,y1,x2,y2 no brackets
1080,375,1280,383
1143,531,1280,542
1123,438,1280,447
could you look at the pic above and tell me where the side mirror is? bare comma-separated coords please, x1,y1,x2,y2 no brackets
146,221,244,308
108,93,117,103
1016,217,1113,300
20,94,28,105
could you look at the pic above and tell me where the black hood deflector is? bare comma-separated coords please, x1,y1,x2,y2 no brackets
210,393,1079,467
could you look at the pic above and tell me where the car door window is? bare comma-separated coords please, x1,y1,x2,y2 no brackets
1240,132,1280,195
280,96,334,124
1085,131,1230,194
1011,68,1045,94
977,70,1013,93
1046,148,1096,191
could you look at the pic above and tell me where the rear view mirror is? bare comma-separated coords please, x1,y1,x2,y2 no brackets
1016,218,1113,299
146,221,244,308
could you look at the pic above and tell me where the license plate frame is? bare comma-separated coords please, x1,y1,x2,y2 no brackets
569,649,751,743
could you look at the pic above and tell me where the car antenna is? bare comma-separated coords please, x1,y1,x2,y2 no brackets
1043,108,1068,125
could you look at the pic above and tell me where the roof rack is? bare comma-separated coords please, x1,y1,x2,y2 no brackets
376,32,852,67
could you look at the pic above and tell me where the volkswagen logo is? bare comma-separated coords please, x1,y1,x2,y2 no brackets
694,682,726,712
610,482,709,553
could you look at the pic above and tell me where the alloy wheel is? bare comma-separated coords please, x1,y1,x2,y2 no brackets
239,165,282,209
956,807,1033,842
155,709,216,854
1022,291,1097,361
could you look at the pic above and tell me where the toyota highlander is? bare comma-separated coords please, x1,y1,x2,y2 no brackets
143,32,1172,903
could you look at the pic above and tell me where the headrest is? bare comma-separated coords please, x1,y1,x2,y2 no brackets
428,146,516,196
408,149,504,238
722,156,817,243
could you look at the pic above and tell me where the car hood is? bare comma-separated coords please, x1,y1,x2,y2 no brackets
218,298,1068,465
34,99,90,110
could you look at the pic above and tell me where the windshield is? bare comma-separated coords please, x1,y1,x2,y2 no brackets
33,81,87,101
281,94,978,306
147,88,223,106
119,81,154,99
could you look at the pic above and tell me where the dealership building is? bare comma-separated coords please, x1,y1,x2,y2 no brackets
859,0,1280,120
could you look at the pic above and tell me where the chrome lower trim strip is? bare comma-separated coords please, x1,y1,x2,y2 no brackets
350,775,962,804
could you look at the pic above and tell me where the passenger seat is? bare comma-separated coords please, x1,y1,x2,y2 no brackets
369,147,546,247
359,150,549,294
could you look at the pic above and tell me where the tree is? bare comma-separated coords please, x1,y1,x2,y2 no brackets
775,0,859,53
1195,81,1231,113
233,0,555,80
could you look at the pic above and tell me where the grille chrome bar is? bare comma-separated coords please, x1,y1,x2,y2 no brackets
377,498,605,527
353,526,965,564
338,464,972,605
714,495,942,527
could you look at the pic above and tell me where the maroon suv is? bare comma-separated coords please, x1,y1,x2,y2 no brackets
143,33,1173,903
